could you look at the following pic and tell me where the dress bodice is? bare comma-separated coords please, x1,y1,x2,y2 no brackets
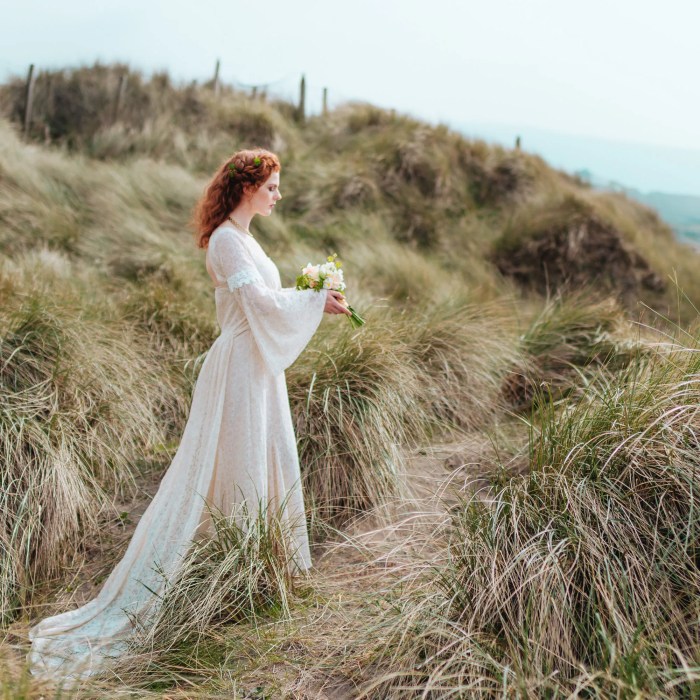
206,224,281,335
204,223,328,377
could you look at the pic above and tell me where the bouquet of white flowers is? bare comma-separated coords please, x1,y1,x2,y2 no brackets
295,254,365,328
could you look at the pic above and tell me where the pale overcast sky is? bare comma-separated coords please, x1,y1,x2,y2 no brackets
1,0,698,193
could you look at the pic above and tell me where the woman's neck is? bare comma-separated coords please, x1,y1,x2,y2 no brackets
228,206,254,231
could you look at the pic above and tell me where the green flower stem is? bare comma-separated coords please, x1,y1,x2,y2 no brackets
347,305,366,328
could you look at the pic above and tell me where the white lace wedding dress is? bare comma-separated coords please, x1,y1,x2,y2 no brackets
27,222,328,682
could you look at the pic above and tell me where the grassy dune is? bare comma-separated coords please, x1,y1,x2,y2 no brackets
0,64,698,697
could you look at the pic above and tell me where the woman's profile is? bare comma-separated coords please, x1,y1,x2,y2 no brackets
27,148,351,681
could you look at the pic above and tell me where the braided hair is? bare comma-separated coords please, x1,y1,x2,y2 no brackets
192,148,281,248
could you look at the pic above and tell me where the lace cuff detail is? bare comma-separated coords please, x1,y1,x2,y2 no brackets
226,268,264,291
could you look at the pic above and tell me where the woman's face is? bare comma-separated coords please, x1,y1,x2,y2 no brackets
248,170,282,216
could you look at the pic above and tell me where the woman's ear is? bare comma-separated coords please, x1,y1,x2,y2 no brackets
241,183,256,202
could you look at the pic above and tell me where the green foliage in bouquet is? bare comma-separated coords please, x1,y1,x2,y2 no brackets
295,254,365,328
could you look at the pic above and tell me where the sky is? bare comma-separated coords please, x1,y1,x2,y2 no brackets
2,0,699,194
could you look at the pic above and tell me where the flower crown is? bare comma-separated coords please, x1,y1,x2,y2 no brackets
228,156,262,178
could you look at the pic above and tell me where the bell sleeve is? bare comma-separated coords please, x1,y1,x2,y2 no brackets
211,229,328,377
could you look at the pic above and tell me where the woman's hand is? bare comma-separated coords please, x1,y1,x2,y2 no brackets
324,289,352,316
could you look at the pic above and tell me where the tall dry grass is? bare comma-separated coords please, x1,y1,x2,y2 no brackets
0,121,214,624
107,500,306,691
501,288,646,412
289,297,519,535
0,62,302,174
0,290,183,625
336,328,700,698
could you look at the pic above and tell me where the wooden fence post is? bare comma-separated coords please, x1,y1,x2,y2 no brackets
23,64,36,136
213,59,221,97
46,75,54,119
297,74,306,123
43,74,54,143
322,87,328,117
113,73,127,123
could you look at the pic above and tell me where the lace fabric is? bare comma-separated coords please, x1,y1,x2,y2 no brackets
226,268,264,290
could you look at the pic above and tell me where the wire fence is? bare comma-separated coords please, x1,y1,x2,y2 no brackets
209,59,367,116
15,58,372,140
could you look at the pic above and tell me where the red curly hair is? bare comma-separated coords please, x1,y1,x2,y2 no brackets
191,148,281,249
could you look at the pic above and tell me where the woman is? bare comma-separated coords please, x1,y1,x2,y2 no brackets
27,148,351,682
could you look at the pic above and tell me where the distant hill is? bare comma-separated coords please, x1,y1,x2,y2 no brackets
625,190,700,249
452,122,700,251
575,169,700,250
454,121,700,198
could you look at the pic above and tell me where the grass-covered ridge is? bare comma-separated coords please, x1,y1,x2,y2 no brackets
1,63,698,696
